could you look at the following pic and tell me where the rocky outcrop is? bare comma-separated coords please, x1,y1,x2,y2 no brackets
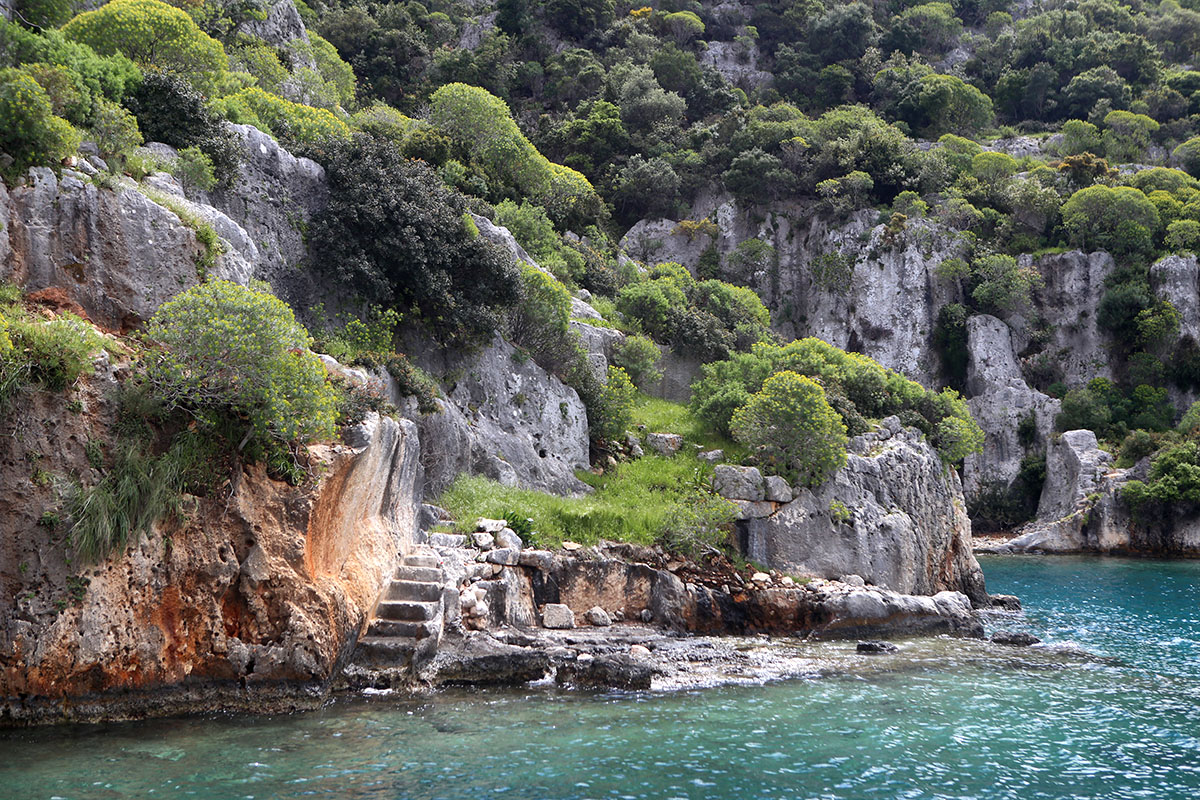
962,314,1060,496
0,169,210,329
1027,250,1115,386
238,0,310,50
623,205,962,388
0,362,422,725
738,419,988,605
0,124,328,328
207,124,328,304
413,334,591,497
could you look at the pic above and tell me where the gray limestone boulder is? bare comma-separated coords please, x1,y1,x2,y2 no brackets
645,433,683,456
583,606,612,627
542,603,576,629
414,335,591,497
713,465,765,501
0,169,206,327
744,425,987,605
764,476,793,503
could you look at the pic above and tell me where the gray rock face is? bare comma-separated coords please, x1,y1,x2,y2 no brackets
962,315,1060,496
764,476,793,503
996,431,1135,554
414,335,590,497
1029,250,1115,386
713,465,765,501
624,205,961,388
209,124,328,304
0,170,205,328
1036,430,1113,521
744,423,987,604
238,0,309,49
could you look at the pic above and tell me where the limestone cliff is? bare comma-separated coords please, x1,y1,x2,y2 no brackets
731,419,987,605
994,430,1200,555
0,363,420,725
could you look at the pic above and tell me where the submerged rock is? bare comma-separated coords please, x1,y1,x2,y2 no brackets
991,631,1041,647
857,641,899,653
556,653,656,690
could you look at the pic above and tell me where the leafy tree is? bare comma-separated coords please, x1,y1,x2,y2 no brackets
1173,136,1200,178
544,0,615,39
1058,119,1102,156
611,155,680,222
0,68,80,182
62,0,229,95
1061,185,1160,254
730,370,849,487
1101,110,1159,163
311,134,521,345
885,3,963,57
1063,66,1131,119
809,2,877,65
124,68,240,185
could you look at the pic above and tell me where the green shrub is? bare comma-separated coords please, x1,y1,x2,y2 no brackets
0,68,81,182
174,145,216,191
62,0,228,95
507,263,576,372
590,365,636,442
1061,185,1160,257
0,311,107,413
215,87,351,146
125,69,240,185
612,334,662,389
88,96,142,167
311,134,521,345
1123,441,1200,511
730,370,849,487
143,281,338,474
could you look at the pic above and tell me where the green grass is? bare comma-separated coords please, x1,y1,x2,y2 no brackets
437,454,735,554
630,392,748,459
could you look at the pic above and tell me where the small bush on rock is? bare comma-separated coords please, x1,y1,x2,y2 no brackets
730,370,849,487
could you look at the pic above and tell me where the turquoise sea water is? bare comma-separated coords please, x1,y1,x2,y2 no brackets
4,555,1200,800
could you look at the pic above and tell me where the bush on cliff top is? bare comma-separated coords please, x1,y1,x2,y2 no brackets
311,134,521,346
143,280,338,480
691,338,983,466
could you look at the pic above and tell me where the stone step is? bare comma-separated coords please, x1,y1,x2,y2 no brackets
428,532,468,548
385,580,444,602
366,618,441,639
403,553,440,569
354,636,418,668
376,599,440,622
393,565,443,583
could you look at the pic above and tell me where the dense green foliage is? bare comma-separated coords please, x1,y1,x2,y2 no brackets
310,134,521,345
143,281,338,480
691,338,982,465
730,370,849,486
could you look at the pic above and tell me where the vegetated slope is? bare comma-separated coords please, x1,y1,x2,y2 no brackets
7,0,1200,534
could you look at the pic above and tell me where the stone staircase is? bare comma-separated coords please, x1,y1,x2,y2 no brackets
354,547,447,673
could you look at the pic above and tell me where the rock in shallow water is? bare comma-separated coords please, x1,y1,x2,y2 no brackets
857,641,899,653
555,654,656,690
991,631,1041,646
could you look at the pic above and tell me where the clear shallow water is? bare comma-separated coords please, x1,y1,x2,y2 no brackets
4,555,1200,800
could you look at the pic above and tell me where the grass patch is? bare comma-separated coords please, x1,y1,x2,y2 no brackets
630,392,747,458
437,454,736,555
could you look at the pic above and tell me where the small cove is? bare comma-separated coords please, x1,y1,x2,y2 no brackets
4,555,1199,800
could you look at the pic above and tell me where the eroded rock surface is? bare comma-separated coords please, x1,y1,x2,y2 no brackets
741,420,987,605
0,364,421,725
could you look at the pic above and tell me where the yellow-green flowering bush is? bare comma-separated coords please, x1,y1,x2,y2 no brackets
0,68,81,182
62,0,229,95
731,370,849,487
143,281,338,463
215,87,351,145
